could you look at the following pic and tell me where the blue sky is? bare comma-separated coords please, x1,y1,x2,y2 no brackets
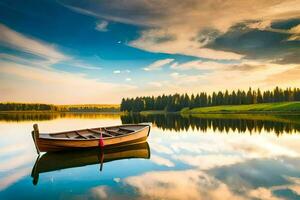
0,0,299,103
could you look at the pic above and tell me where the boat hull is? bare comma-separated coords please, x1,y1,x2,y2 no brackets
35,125,150,152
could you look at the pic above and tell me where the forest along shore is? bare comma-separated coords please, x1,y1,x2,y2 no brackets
1,102,300,114
121,87,300,114
0,103,120,113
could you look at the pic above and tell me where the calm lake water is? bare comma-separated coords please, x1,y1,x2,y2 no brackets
0,113,300,200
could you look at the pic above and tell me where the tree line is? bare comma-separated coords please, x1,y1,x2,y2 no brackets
121,87,300,112
0,103,55,111
0,103,120,112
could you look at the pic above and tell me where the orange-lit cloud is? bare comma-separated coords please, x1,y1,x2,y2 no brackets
124,170,244,200
65,0,300,60
143,58,174,71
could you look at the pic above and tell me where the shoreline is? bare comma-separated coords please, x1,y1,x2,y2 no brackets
1,102,300,115
0,111,123,114
1,110,300,115
139,111,300,115
141,102,300,115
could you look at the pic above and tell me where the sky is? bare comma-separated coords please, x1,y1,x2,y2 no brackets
0,0,299,104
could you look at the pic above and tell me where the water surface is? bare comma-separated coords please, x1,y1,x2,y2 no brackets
0,113,300,200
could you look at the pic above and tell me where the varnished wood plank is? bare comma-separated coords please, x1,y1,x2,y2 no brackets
75,131,89,139
119,127,135,132
87,129,114,137
104,128,122,135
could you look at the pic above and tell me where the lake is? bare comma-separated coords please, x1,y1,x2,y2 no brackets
0,112,300,200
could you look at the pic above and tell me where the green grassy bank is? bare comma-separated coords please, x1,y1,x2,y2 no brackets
181,102,300,114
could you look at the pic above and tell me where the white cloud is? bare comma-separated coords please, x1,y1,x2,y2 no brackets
247,20,272,30
147,82,162,87
169,73,205,85
95,20,108,32
124,170,244,200
136,60,299,97
172,154,243,170
166,59,299,92
0,53,50,70
113,177,121,183
171,60,230,71
131,35,244,60
169,72,180,78
248,21,300,41
125,78,132,81
0,23,68,64
281,23,300,41
90,186,109,199
64,5,98,18
143,58,174,71
151,155,175,167
69,61,102,70
113,70,121,74
151,143,174,154
289,24,300,34
113,69,131,74
0,153,34,171
0,25,100,71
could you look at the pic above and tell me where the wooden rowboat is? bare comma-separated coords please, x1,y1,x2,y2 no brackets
31,142,150,185
31,124,151,153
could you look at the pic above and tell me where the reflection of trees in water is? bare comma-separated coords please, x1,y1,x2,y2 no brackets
0,112,121,122
2,112,299,135
0,113,58,122
121,114,300,135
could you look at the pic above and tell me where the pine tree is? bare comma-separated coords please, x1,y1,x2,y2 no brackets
257,89,263,103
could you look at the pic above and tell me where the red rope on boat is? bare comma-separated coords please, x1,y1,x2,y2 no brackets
99,131,105,148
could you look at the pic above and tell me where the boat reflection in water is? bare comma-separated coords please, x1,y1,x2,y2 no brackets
31,142,150,185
